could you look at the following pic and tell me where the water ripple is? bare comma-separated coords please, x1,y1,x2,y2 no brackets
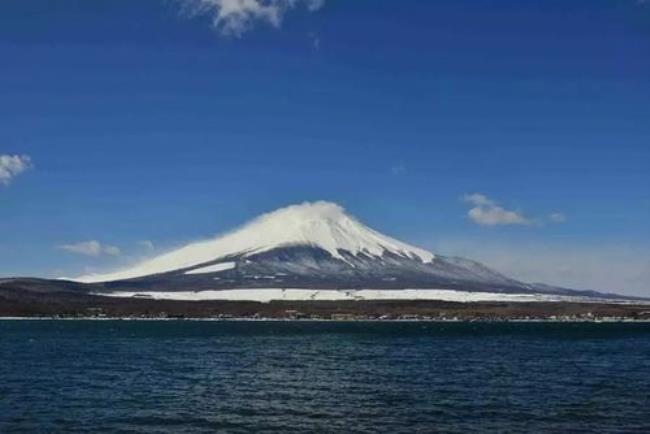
1,321,650,433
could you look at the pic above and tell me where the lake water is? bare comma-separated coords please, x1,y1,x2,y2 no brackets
1,320,649,433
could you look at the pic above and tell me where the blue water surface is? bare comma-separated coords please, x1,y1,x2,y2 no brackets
1,320,649,433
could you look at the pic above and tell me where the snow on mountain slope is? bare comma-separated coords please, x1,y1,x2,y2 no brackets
184,262,236,275
75,201,435,283
98,289,648,304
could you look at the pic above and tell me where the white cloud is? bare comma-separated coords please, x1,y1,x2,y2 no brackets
180,0,325,36
58,241,121,257
103,245,122,257
462,194,567,227
137,240,155,251
0,154,32,186
548,212,566,223
463,193,531,226
463,193,493,207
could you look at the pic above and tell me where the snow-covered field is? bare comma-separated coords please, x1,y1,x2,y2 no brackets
97,289,647,304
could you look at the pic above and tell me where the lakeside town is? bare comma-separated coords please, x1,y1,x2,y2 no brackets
6,306,650,322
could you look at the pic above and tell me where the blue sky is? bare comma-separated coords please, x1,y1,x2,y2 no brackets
1,0,649,295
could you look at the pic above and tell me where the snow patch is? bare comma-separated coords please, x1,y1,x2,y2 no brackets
96,289,645,304
185,262,236,275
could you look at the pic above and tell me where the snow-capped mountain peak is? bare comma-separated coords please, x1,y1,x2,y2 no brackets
75,201,435,283
245,201,435,262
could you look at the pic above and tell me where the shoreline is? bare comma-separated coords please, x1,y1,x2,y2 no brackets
4,290,650,322
3,316,650,323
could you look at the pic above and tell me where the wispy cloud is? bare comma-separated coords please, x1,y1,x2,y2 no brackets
179,0,325,37
548,212,566,223
137,240,155,252
462,193,566,227
58,241,121,257
0,154,32,186
463,193,531,226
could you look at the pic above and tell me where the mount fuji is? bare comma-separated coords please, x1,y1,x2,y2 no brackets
58,201,623,301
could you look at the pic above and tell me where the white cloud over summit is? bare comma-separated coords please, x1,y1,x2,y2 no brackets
180,0,325,36
0,154,32,186
59,241,121,258
138,240,156,252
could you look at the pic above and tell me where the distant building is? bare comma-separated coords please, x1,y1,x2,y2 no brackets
331,313,356,321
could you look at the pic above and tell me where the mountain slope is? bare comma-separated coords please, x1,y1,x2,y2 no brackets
76,201,434,283
67,201,626,300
